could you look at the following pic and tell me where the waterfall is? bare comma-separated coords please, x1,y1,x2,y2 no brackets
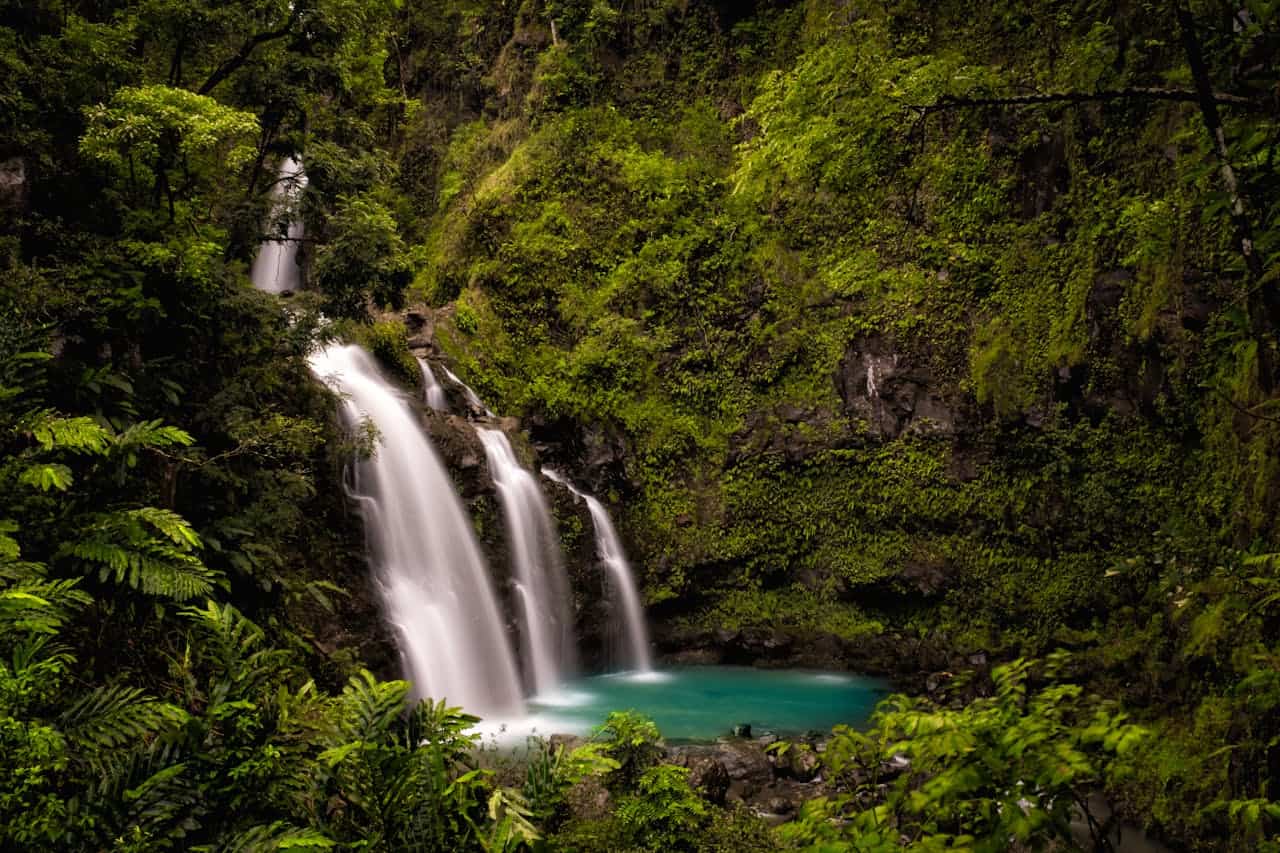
417,358,448,411
309,343,524,716
477,430,577,695
441,365,495,417
543,470,652,672
251,156,306,294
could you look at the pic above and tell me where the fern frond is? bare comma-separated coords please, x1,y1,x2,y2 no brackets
0,557,48,582
17,462,73,491
131,506,203,549
71,540,216,600
335,670,410,746
114,419,196,450
62,507,218,601
181,600,273,681
199,821,337,852
122,762,204,844
60,684,189,776
0,578,91,634
0,518,19,562
22,410,111,454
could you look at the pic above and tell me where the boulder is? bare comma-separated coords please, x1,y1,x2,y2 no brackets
789,748,822,783
685,756,730,805
0,156,28,216
564,776,612,822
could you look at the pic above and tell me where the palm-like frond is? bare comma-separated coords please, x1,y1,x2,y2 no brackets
333,670,409,747
198,821,337,852
0,578,91,634
59,684,188,776
182,600,265,675
113,419,195,451
20,410,111,454
121,762,205,846
62,507,218,601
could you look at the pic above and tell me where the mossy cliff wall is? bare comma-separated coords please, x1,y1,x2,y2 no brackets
388,4,1280,843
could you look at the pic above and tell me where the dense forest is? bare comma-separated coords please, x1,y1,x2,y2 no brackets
3,0,1280,850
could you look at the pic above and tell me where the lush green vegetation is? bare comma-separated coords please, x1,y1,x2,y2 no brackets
4,0,1280,849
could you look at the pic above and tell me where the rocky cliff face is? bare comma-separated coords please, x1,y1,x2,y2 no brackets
401,324,616,672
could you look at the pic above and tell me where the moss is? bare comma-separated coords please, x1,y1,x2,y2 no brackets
684,585,884,642
348,320,421,389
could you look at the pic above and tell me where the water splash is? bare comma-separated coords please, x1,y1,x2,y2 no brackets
478,429,577,694
416,357,448,412
310,343,524,716
251,156,306,294
542,469,652,672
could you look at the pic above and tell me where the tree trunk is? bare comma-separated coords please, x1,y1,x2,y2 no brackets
1176,3,1277,389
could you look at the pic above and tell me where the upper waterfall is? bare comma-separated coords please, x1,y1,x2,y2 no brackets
310,343,524,716
543,470,652,672
477,429,577,696
417,357,448,411
251,156,306,294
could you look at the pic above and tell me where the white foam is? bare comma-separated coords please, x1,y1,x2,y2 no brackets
531,689,597,708
615,669,674,684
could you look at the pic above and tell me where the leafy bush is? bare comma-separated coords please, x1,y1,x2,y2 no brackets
783,655,1149,851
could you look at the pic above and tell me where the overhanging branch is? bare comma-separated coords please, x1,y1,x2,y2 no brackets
198,12,300,96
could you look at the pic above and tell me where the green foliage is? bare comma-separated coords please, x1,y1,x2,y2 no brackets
81,84,259,183
593,710,665,789
613,765,709,852
313,194,413,317
522,738,620,825
783,656,1149,851
352,320,421,388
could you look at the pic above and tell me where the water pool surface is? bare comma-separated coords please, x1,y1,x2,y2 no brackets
476,666,890,744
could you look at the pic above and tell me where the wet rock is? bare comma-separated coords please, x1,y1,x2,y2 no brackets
881,753,911,780
549,733,586,753
789,749,822,783
899,555,950,596
836,335,966,440
669,740,773,789
685,757,730,805
766,796,794,815
404,307,435,350
564,776,612,822
0,156,28,216
425,413,491,499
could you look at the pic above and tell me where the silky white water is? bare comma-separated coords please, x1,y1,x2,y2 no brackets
441,365,495,417
543,470,652,671
251,156,306,294
417,358,448,411
478,430,577,695
309,344,524,716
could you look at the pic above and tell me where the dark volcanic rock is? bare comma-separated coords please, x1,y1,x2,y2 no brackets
837,335,966,440
0,156,28,216
684,756,731,805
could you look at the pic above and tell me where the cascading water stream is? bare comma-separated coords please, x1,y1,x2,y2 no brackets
310,344,525,716
543,470,652,672
478,430,577,696
251,156,307,294
417,357,448,411
441,365,495,417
